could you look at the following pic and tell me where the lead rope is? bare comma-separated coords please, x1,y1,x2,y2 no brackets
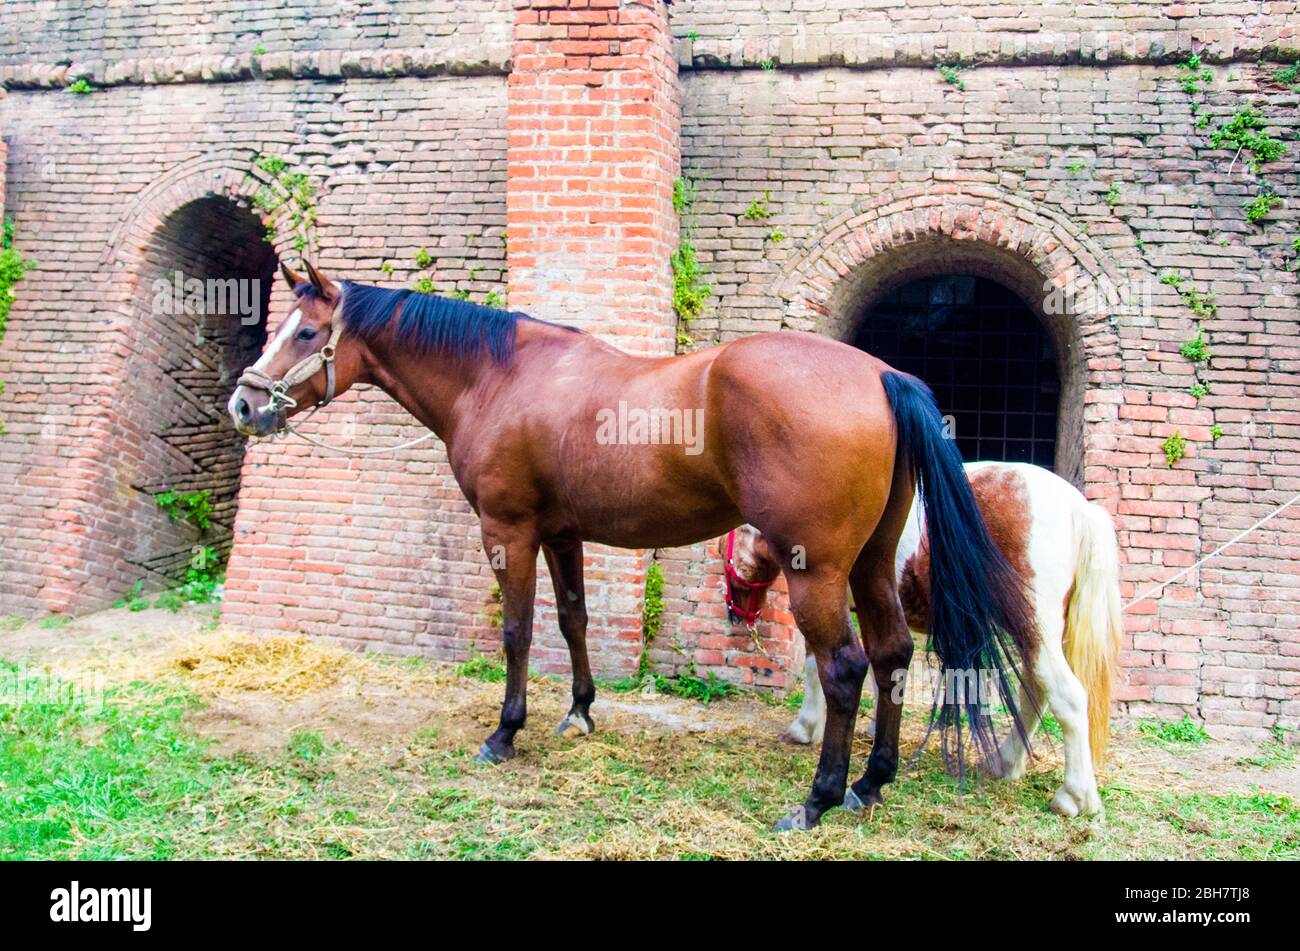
278,417,439,456
1122,489,1300,611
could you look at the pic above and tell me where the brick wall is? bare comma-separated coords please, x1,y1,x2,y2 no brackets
1,1,1297,736
671,49,1299,735
0,0,512,65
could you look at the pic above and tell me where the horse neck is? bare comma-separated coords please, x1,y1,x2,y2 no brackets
359,317,588,444
359,333,486,443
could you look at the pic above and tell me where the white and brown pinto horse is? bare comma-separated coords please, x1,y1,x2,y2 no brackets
727,462,1122,817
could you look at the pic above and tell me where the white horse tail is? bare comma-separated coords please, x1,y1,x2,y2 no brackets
1063,501,1123,767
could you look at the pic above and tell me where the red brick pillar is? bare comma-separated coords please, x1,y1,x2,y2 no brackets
507,0,680,673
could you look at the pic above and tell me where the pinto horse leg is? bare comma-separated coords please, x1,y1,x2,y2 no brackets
1033,605,1102,817
782,655,825,745
774,569,867,831
475,524,540,765
543,538,596,738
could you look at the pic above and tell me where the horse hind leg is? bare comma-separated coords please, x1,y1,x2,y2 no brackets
994,594,1101,816
543,539,596,739
786,603,878,745
846,560,913,811
989,678,1043,781
774,566,868,831
1038,634,1103,817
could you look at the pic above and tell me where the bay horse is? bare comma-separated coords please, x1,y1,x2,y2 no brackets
229,262,1040,831
725,462,1122,817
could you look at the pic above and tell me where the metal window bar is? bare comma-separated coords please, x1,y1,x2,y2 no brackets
854,275,1059,468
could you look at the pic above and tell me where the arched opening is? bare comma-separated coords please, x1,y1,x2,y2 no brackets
853,274,1060,468
117,196,275,587
796,233,1086,482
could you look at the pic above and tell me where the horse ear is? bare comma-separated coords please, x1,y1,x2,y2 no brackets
304,261,338,301
280,262,303,289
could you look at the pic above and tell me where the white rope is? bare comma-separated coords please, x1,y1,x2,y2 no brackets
280,420,439,456
1122,490,1300,612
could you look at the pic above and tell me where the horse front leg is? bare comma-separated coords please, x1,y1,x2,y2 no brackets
543,537,596,738
474,522,540,765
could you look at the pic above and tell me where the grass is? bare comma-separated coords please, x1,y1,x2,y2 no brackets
1,626,1296,860
1237,728,1297,769
454,652,506,684
1140,715,1210,745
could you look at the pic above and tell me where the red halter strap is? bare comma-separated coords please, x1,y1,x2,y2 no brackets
723,530,775,627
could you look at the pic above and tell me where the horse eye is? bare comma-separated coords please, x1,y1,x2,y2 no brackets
296,327,318,342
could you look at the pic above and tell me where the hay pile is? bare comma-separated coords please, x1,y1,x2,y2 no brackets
162,632,364,697
153,630,456,699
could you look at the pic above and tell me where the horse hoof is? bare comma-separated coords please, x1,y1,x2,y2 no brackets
555,712,593,739
474,741,514,765
780,724,814,745
844,786,884,813
986,752,1027,781
1050,785,1101,818
773,805,812,833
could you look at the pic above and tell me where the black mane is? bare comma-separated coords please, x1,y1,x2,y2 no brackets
294,280,524,363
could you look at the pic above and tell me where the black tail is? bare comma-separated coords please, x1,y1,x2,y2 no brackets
880,370,1038,772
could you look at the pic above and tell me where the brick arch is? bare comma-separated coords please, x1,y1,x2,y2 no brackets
773,187,1128,486
101,151,303,269
33,157,286,613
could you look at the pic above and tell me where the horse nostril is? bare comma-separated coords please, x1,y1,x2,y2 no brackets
235,398,251,423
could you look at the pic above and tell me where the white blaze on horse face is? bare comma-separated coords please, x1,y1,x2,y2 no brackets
251,308,302,373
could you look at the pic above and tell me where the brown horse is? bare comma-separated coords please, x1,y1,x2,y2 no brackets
229,262,1039,830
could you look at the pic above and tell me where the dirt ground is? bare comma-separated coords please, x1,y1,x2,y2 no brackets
2,603,1297,860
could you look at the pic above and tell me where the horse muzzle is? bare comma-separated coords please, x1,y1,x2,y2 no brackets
228,384,283,438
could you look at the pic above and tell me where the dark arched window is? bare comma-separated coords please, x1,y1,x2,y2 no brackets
854,275,1059,468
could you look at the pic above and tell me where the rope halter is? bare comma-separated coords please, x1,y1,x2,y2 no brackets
236,319,345,431
723,529,775,631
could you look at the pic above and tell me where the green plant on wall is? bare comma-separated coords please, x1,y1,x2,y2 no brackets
411,245,435,294
123,491,226,612
1161,272,1216,319
66,78,94,95
743,192,771,221
638,560,665,679
155,489,214,533
671,177,711,349
1245,187,1281,225
1177,54,1213,95
251,153,318,253
1176,54,1213,128
1162,432,1187,466
1180,328,1211,364
0,218,35,435
937,63,965,91
1211,109,1286,174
